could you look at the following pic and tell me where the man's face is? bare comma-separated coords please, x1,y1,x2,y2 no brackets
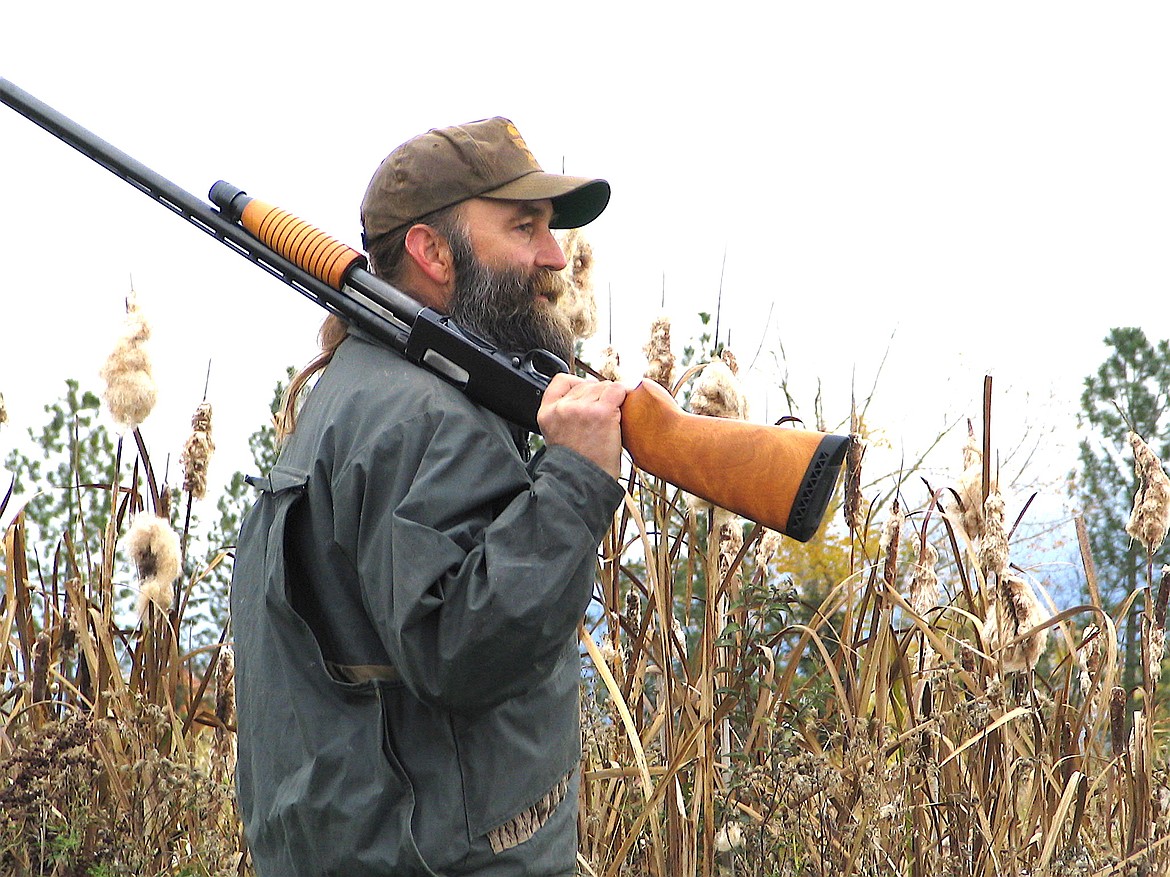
444,199,576,363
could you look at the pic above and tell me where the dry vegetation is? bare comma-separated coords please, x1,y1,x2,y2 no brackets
2,270,1168,875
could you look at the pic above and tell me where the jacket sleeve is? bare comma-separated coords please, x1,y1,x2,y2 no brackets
335,405,625,714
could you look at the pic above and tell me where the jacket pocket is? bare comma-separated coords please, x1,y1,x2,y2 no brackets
233,467,441,876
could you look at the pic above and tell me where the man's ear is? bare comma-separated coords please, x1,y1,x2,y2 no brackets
403,224,454,287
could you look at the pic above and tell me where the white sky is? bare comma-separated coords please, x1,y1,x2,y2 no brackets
2,3,1168,525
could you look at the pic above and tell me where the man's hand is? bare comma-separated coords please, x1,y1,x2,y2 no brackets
537,373,627,479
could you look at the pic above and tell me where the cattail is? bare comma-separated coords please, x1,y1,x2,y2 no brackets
843,429,867,533
951,420,996,543
216,645,236,728
554,228,598,340
1109,686,1127,756
598,345,621,382
1152,569,1169,686
714,823,744,852
982,572,1049,673
685,360,747,517
719,348,739,376
689,358,747,421
880,501,904,587
756,528,784,570
31,632,50,707
1079,624,1102,699
1126,432,1170,554
0,391,7,428
1156,566,1170,630
717,512,744,583
978,490,1010,579
99,292,157,431
907,535,940,617
1147,617,1165,685
642,315,675,390
180,402,215,500
126,513,181,619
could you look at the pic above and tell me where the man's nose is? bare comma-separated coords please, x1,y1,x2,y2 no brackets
536,229,568,272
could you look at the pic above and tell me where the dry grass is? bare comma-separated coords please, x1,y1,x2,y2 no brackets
2,333,1167,876
575,368,1170,876
0,428,245,876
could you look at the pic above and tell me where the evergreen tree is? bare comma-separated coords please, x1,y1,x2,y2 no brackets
3,379,118,581
1075,327,1170,688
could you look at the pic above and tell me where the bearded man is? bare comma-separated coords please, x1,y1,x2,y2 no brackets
230,118,626,876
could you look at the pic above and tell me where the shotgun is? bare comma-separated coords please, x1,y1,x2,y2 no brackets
0,76,849,542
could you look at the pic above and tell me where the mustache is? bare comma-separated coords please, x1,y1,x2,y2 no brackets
530,269,570,304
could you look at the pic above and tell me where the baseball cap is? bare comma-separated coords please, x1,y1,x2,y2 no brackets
360,117,610,247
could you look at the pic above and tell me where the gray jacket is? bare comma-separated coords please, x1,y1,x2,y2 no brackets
231,334,624,875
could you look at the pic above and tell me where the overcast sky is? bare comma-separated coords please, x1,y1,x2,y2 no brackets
3,3,1168,528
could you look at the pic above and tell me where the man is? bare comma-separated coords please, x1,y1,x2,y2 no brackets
230,118,627,876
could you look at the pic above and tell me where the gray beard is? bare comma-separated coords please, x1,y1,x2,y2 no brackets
445,231,575,365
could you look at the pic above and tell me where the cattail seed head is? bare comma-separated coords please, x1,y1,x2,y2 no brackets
126,513,181,619
689,358,747,421
684,360,747,517
1126,432,1170,554
880,501,904,586
1109,687,1127,755
216,645,236,727
642,315,675,390
756,528,784,570
843,427,867,533
598,345,621,382
100,292,158,431
717,515,745,582
982,572,1049,673
714,823,744,852
908,535,940,617
180,402,215,500
1148,619,1165,685
554,228,598,340
1079,624,1102,699
979,490,1010,579
950,420,997,543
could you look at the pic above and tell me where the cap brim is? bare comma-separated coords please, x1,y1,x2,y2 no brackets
482,172,611,228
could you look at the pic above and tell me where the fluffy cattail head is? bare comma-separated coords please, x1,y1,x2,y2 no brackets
554,228,598,340
843,428,867,534
880,501,905,585
180,402,215,500
684,360,747,516
1126,432,1170,554
907,535,940,617
642,315,675,390
950,420,996,543
126,513,181,619
978,490,1010,579
100,292,158,431
1078,624,1102,698
216,645,236,728
689,358,747,421
598,345,621,382
982,572,1049,673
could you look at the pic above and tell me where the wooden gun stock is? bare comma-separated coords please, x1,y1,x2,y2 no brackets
621,380,849,542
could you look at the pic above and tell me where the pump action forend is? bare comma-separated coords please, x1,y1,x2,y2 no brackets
0,76,850,541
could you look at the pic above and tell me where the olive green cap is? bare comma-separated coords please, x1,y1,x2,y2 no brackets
360,117,610,247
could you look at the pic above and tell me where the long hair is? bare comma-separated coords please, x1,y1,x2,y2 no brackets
274,204,465,442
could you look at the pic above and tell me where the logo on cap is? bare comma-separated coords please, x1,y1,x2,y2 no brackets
506,123,541,170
